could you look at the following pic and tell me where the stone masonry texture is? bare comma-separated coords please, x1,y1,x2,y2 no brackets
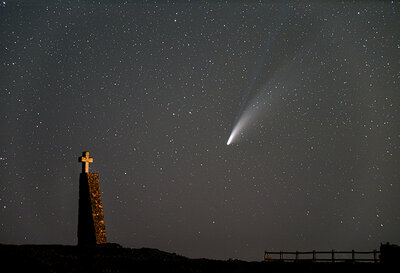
78,173,107,245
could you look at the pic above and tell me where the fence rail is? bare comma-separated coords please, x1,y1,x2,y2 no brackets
264,249,379,263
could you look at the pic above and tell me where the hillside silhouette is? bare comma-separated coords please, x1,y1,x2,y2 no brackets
0,243,392,273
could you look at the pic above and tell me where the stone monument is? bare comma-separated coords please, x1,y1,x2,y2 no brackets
78,151,107,245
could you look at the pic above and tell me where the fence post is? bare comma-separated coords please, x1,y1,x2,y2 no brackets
280,251,283,261
373,249,377,263
312,250,316,262
332,249,335,263
296,251,299,261
352,249,355,262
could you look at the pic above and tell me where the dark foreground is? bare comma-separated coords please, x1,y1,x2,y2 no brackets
0,244,388,273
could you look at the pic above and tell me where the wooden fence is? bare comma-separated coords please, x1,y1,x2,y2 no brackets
264,249,379,263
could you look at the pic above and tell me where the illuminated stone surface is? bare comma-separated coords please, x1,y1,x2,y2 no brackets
78,152,106,245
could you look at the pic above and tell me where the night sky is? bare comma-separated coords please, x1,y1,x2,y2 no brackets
1,1,399,261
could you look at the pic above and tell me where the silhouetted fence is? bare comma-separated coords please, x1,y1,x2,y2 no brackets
264,249,379,263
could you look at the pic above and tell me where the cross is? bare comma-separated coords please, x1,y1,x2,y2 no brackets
79,151,93,173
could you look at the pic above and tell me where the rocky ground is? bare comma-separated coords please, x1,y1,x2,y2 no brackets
0,243,388,273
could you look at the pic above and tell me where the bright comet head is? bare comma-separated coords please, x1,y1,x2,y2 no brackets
226,113,252,146
227,135,233,145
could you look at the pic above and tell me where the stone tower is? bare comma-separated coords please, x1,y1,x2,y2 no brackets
78,151,107,245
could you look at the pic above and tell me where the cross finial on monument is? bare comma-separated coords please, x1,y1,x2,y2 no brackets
79,151,93,173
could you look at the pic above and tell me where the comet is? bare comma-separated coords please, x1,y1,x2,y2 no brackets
227,113,251,145
226,98,263,145
226,7,291,146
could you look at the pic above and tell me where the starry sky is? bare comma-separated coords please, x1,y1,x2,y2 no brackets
0,1,399,261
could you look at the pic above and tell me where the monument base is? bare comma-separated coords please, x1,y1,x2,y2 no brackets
78,173,107,245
